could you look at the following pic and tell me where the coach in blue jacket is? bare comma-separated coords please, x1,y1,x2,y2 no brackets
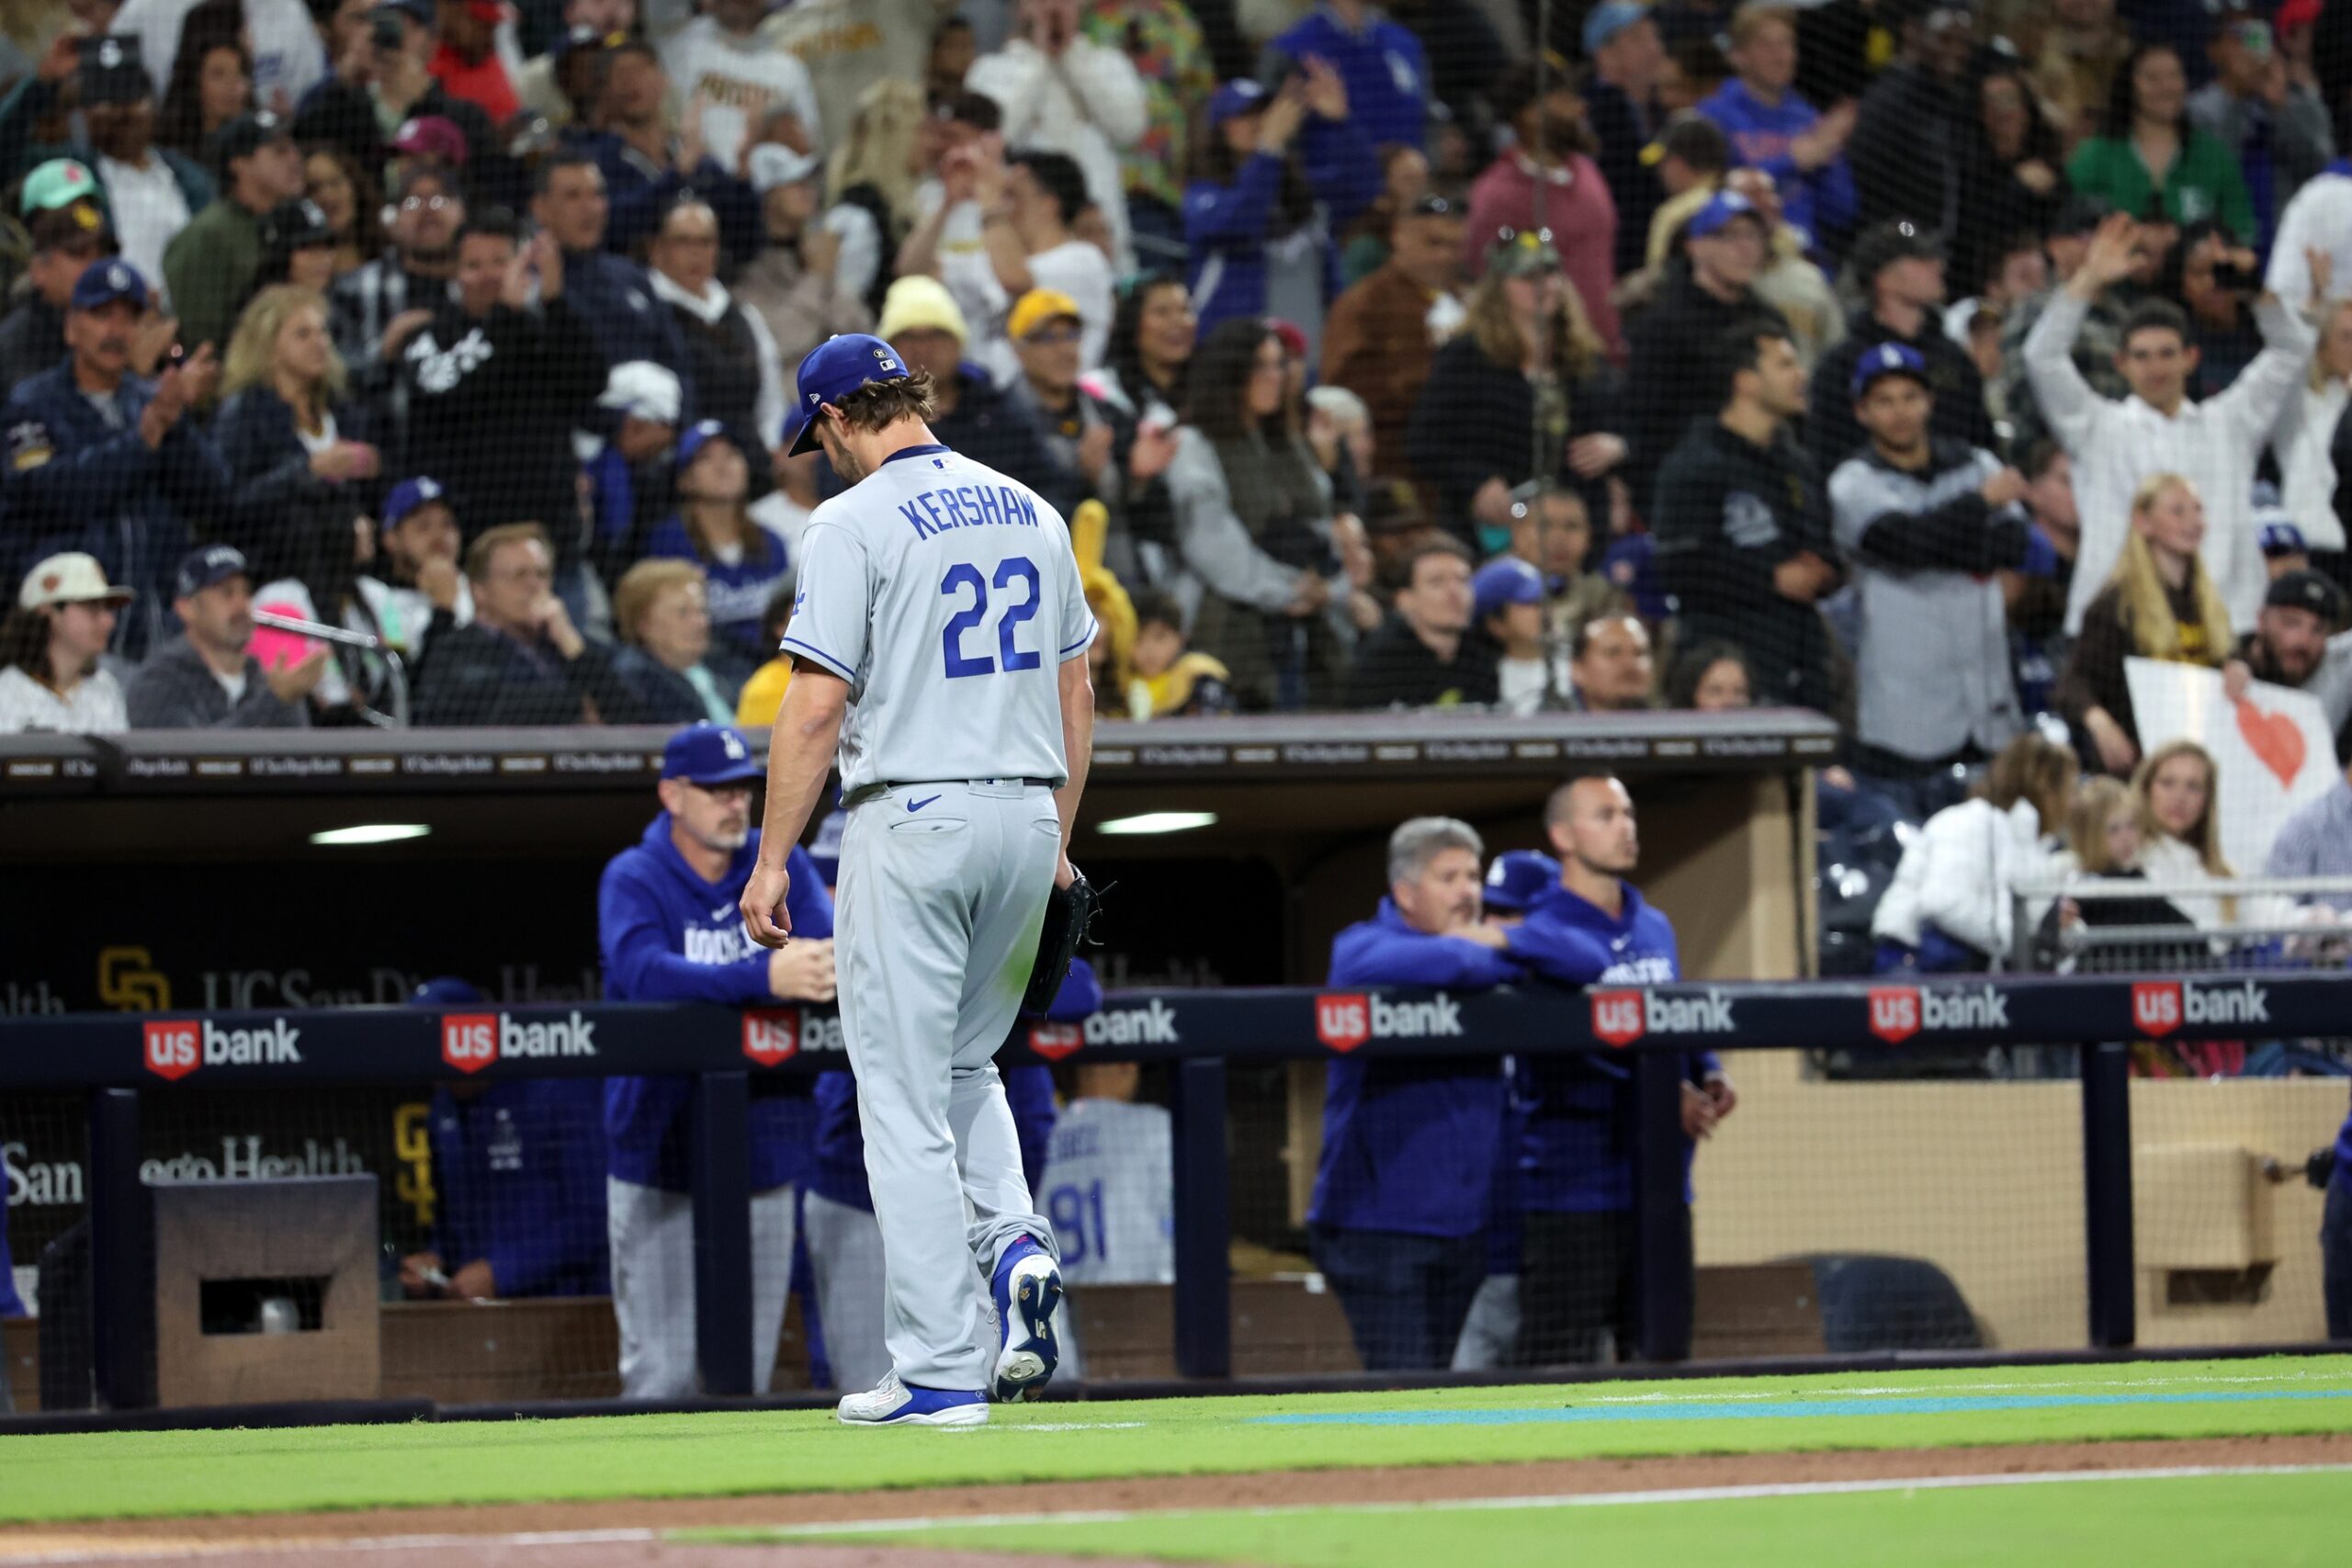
598,722,837,1398
400,979,610,1303
1505,775,1736,1365
2325,1095,2351,1341
804,960,1100,1395
0,260,228,657
1308,817,1523,1371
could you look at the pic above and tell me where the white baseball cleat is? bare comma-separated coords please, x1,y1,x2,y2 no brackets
990,1235,1063,1403
834,1371,989,1427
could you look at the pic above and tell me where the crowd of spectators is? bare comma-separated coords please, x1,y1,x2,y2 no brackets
3,3,2352,868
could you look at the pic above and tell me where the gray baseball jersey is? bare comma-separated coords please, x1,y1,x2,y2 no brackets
782,443,1096,795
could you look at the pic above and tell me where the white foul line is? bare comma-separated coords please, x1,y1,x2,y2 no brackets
753,1461,2352,1537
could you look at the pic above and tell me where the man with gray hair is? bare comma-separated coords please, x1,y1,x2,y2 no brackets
1306,815,1524,1371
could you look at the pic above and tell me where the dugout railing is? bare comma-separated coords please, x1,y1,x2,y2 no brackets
4,972,2348,1414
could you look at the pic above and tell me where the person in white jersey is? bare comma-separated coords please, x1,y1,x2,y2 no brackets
741,332,1096,1427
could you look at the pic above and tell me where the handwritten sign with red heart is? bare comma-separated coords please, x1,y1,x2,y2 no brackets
2234,699,2307,790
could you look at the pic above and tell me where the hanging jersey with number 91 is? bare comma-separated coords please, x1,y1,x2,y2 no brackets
782,444,1098,795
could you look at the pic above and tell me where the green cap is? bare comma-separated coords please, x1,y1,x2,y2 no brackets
21,159,101,218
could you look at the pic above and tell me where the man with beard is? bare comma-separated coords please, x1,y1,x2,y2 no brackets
0,260,227,657
599,721,839,1395
2223,569,2352,746
330,165,465,412
124,544,323,727
351,474,472,661
1504,775,1736,1365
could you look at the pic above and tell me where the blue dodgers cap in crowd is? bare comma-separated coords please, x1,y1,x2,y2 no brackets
2256,514,2307,558
675,419,730,470
786,333,914,456
662,722,763,787
1583,1,1649,55
381,475,447,529
1208,80,1268,126
1483,850,1562,915
70,257,147,312
411,976,484,1007
174,543,249,598
1687,189,1766,240
1849,341,1930,400
1472,556,1545,623
1602,533,1671,621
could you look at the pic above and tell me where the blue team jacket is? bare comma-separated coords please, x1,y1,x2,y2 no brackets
600,814,832,1191
1696,79,1857,253
1267,7,1431,152
429,1076,611,1297
0,360,231,656
1184,118,1382,335
807,959,1102,1212
1505,882,1717,1213
1306,900,1520,1239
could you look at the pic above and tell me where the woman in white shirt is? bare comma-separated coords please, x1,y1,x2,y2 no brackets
1871,731,2079,968
0,553,133,735
2268,296,2352,580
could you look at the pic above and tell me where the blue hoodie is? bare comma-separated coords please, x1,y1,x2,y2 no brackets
1184,117,1383,336
1266,6,1431,152
600,814,833,1191
1306,900,1521,1238
429,1076,612,1297
807,960,1102,1213
1505,881,1717,1212
1696,78,1857,254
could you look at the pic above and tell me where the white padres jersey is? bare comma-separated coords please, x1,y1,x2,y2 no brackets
785,443,1096,795
1043,1100,1175,1286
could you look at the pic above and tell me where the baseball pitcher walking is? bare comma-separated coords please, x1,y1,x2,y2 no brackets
741,333,1098,1427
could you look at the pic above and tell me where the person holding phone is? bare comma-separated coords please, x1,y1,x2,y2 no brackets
965,0,1148,274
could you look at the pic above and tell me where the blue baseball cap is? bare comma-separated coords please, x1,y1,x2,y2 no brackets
1849,341,1929,400
1472,556,1545,623
676,419,731,470
1483,850,1561,915
70,257,147,312
786,333,913,457
662,722,763,787
174,543,249,598
411,976,484,1007
382,476,447,530
1687,189,1766,241
1583,1,1650,55
1209,80,1268,127
1601,533,1670,621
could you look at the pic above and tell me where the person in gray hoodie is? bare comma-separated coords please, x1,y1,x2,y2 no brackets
123,545,320,728
1828,344,2054,820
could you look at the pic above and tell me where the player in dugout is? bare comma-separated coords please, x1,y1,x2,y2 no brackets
1307,816,1522,1372
598,721,837,1397
1504,775,1737,1366
399,977,609,1303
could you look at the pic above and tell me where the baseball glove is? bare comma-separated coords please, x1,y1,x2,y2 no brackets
1023,870,1104,1014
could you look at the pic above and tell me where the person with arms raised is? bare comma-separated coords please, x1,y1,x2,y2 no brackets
2026,211,2316,637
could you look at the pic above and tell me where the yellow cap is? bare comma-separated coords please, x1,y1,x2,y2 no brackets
1008,288,1082,343
876,275,968,345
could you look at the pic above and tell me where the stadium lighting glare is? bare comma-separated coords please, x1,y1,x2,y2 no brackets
1095,811,1218,837
309,823,433,847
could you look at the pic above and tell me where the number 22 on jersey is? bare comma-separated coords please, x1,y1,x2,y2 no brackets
941,556,1042,678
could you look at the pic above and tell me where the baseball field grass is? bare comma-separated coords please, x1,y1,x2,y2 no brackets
3,1355,2349,1541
